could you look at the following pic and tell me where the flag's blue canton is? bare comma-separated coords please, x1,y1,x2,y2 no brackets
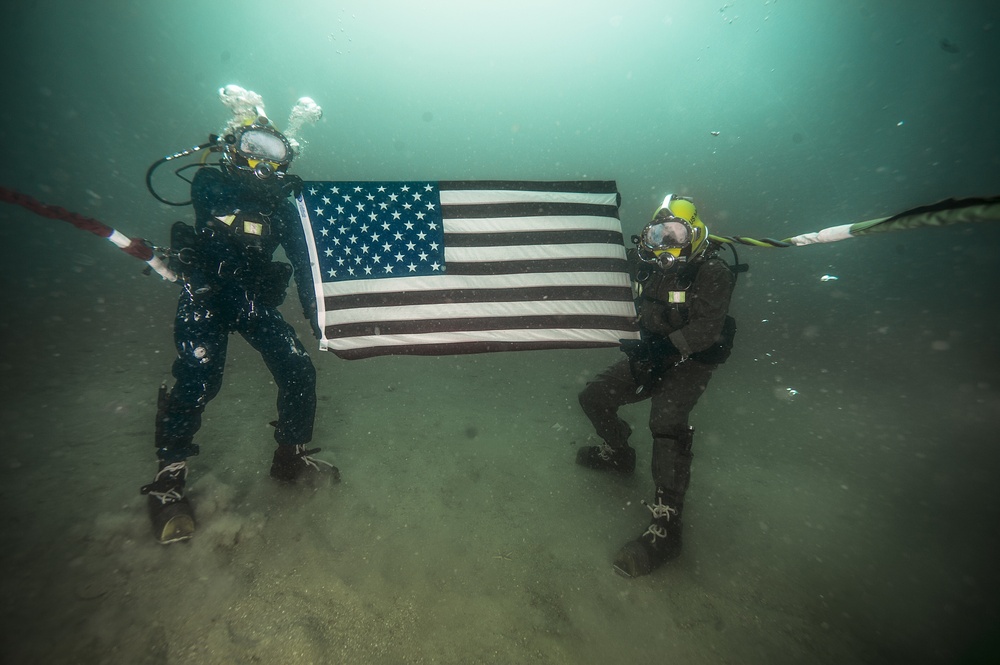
302,182,445,282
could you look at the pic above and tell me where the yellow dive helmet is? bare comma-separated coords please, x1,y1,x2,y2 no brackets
637,194,709,269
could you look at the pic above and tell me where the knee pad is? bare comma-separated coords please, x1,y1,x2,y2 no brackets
653,424,694,453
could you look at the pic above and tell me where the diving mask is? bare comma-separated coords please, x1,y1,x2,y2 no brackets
636,212,692,269
641,210,694,252
225,121,293,179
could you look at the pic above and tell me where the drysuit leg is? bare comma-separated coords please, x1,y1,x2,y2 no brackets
648,359,716,505
155,293,230,462
240,305,317,446
612,360,717,577
579,357,646,449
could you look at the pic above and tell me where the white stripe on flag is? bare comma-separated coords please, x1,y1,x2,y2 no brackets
439,189,618,206
320,270,631,298
321,327,628,353
325,299,637,326
443,215,622,234
444,242,624,263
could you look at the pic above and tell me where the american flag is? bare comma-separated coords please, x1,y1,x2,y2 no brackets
296,180,640,359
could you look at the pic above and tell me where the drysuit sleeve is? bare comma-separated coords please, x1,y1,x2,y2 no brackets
190,168,233,225
639,258,734,357
667,259,734,356
277,200,320,331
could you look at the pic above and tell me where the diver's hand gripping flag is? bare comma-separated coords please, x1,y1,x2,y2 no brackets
296,180,640,360
710,196,1000,249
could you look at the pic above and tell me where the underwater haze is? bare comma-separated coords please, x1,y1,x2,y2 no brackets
1,1,999,664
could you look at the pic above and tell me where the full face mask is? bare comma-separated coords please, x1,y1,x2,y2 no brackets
635,194,708,270
223,120,293,180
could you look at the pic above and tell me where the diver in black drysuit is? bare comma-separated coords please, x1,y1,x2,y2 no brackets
158,166,319,459
141,128,335,544
575,194,738,578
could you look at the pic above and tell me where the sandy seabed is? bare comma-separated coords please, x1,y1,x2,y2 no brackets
1,277,999,665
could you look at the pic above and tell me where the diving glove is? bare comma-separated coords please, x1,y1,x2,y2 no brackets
620,336,682,394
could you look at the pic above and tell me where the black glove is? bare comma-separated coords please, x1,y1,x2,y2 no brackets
246,261,292,308
620,335,682,394
303,302,322,340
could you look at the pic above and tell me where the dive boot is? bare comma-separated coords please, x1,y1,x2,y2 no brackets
576,442,636,475
270,444,340,483
613,487,683,578
140,461,195,545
